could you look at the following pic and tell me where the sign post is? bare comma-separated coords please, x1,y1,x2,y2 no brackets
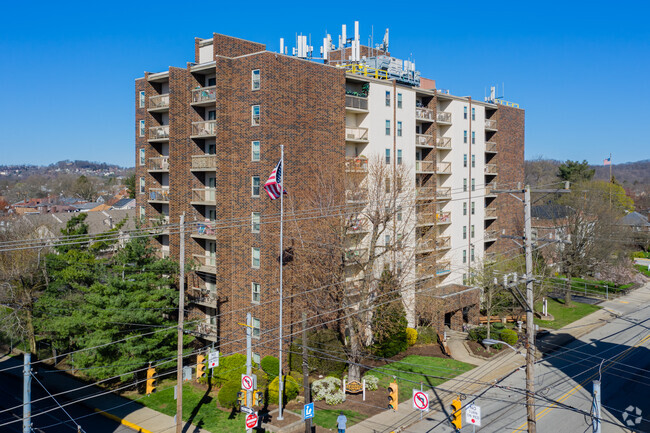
466,403,481,430
245,413,259,429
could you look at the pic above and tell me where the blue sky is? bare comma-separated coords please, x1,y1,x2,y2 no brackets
1,0,648,167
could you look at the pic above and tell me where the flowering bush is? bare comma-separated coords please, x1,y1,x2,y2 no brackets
324,390,346,405
363,374,379,391
406,327,418,346
312,376,341,402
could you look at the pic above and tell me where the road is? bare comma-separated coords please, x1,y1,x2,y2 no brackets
407,284,650,432
0,370,135,433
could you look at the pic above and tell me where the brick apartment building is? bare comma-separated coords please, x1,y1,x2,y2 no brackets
135,26,524,359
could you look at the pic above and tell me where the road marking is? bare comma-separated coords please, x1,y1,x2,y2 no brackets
510,333,650,432
94,408,154,433
619,301,629,304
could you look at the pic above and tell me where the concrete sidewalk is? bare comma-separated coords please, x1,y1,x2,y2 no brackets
0,355,210,433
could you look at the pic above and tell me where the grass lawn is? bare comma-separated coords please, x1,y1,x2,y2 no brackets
124,379,245,433
365,355,475,402
312,409,367,429
534,297,601,330
635,264,650,277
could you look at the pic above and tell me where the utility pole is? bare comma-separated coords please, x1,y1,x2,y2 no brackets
23,352,31,433
523,186,537,433
592,381,601,433
246,312,253,414
302,312,311,433
176,213,185,433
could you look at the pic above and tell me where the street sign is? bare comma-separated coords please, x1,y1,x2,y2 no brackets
240,405,255,415
208,350,219,369
303,402,314,420
245,413,258,429
241,374,255,390
466,403,481,426
412,390,429,411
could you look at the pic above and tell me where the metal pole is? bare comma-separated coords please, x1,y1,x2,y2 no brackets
524,186,537,433
302,312,311,433
592,380,601,433
246,312,253,433
23,352,31,433
278,145,285,420
420,382,423,420
176,213,185,433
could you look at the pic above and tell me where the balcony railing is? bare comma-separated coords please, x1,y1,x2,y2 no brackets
416,161,436,173
415,107,434,121
148,216,170,234
188,287,217,305
485,181,498,196
485,163,498,174
436,111,452,124
437,187,452,199
149,125,169,141
436,162,452,174
345,156,368,172
416,211,451,225
416,256,451,278
436,136,451,149
485,119,497,130
485,229,499,242
148,94,169,110
485,141,497,152
148,187,170,202
191,120,217,137
192,188,216,203
345,189,367,203
194,221,217,237
416,235,451,253
191,154,217,170
345,248,369,263
416,186,452,200
196,322,218,335
148,156,169,171
485,207,497,219
345,95,368,111
193,254,217,271
345,127,369,142
191,86,217,105
416,134,434,147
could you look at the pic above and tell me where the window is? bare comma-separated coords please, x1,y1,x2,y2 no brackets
208,110,216,121
251,176,260,197
472,107,476,121
397,93,402,108
471,178,475,191
385,149,390,164
471,202,475,215
252,317,260,338
463,226,467,240
471,225,475,238
471,154,476,168
139,177,145,194
463,273,468,284
251,212,260,233
463,202,467,216
385,120,391,136
251,69,260,90
139,205,145,220
251,282,261,303
397,149,402,165
139,148,145,166
397,121,402,137
139,91,145,108
463,130,468,144
464,106,468,119
251,247,260,268
397,207,403,221
471,246,475,262
463,178,467,192
251,141,260,161
397,261,402,273
385,234,390,245
251,105,260,126
385,91,391,106
385,177,391,193
472,131,476,145
463,154,468,168
139,120,145,137
463,250,467,264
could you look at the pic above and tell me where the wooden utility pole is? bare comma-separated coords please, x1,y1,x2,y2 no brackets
176,213,185,433
523,186,537,433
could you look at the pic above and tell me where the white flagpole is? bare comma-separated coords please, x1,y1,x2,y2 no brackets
278,145,285,420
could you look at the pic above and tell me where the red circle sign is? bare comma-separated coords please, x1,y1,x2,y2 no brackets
242,376,253,390
413,391,429,410
245,413,258,428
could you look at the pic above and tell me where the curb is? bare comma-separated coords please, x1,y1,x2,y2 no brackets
93,408,153,433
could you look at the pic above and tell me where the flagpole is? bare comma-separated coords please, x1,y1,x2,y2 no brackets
278,144,285,421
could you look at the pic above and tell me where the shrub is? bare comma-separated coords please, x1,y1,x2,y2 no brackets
499,329,519,346
468,326,487,342
406,328,418,346
312,376,341,402
261,356,279,379
210,354,247,387
491,322,505,330
289,329,346,376
372,298,408,358
324,390,346,405
268,375,300,405
416,326,438,344
363,374,379,391
217,380,241,408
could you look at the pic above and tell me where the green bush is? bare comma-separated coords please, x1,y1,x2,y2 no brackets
468,326,487,342
289,329,346,376
372,297,408,358
499,329,519,346
416,326,438,344
491,322,505,330
209,354,247,387
406,328,418,346
217,380,241,408
268,375,300,405
261,356,279,379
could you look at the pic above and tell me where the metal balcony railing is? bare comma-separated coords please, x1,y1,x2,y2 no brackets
148,156,169,171
148,187,170,202
485,119,498,130
345,156,368,172
436,111,452,123
416,211,451,225
345,127,369,142
416,134,434,147
485,163,498,174
192,188,216,203
192,86,217,104
436,136,451,149
191,154,217,170
436,162,452,174
416,235,451,253
485,230,499,241
149,94,169,110
485,207,497,218
149,125,169,141
195,221,217,236
415,107,434,121
188,287,217,305
485,141,497,152
345,95,368,110
193,254,217,269
437,187,452,199
416,161,436,173
191,120,217,137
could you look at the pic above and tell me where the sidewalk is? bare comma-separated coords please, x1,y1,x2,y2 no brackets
0,355,210,433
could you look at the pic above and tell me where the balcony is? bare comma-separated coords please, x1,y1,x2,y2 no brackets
436,111,452,125
437,187,452,200
191,120,217,138
148,187,170,203
193,254,217,273
148,216,170,234
345,156,368,173
191,86,217,106
485,207,497,220
436,136,451,149
345,95,368,112
196,322,218,336
416,211,451,226
148,94,169,112
192,221,217,240
485,163,498,175
485,181,498,197
417,187,451,200
485,119,497,131
188,287,217,306
345,247,369,263
416,134,434,147
148,125,169,142
346,189,367,203
191,188,216,205
416,256,451,279
436,162,452,175
416,235,451,253
416,160,435,173
415,107,434,122
485,141,497,153
191,154,217,171
148,156,169,172
345,127,369,143
484,229,499,242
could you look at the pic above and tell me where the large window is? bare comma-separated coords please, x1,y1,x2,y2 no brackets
252,317,260,338
471,225,475,238
463,130,468,144
251,282,261,303
471,202,475,215
385,91,391,106
139,120,145,137
251,105,260,126
251,141,260,161
385,120,391,136
464,106,468,119
251,247,260,268
463,202,467,215
463,178,468,192
139,177,145,194
472,107,476,121
397,149,402,165
251,69,260,90
472,131,476,145
251,212,261,233
471,178,475,191
463,226,467,240
252,176,260,197
471,154,476,168
385,149,390,164
464,154,467,168
397,121,402,137
463,250,467,264
139,91,145,108
139,148,145,166
397,93,402,108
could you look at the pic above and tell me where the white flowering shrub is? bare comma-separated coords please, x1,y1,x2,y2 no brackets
363,374,379,391
324,390,346,405
312,376,341,403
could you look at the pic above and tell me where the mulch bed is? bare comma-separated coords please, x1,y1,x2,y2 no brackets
465,340,506,359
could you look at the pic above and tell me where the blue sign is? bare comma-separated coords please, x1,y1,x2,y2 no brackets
303,402,314,420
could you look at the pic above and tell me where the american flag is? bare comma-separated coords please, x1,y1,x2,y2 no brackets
603,157,611,166
263,159,287,200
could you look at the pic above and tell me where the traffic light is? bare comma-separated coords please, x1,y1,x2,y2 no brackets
237,390,247,407
451,398,462,430
387,382,398,411
196,354,206,380
253,390,264,406
146,366,156,395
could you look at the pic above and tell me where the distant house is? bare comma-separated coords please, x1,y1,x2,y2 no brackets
111,198,135,210
620,211,650,232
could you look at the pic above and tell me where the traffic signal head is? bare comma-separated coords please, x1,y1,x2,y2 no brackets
237,390,247,407
146,367,156,395
451,399,462,430
387,382,398,411
196,354,206,380
253,391,264,406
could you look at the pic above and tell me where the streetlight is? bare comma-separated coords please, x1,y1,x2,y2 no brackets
482,339,525,357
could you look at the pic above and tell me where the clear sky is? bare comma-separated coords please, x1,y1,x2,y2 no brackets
1,0,648,167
